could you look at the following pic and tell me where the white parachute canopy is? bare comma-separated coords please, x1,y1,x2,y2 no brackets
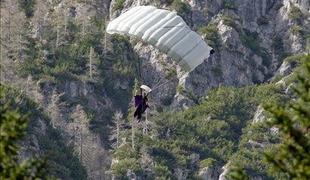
106,6,213,72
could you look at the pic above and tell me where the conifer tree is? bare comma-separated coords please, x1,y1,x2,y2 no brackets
264,58,310,180
0,85,49,179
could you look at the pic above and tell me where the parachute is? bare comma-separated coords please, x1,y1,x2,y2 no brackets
106,6,213,72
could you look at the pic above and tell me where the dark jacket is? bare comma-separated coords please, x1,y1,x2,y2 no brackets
134,95,149,120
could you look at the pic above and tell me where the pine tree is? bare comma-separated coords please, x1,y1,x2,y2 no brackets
265,58,310,179
0,84,49,179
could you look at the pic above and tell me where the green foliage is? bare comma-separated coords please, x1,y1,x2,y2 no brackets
239,29,271,67
228,55,310,179
171,0,191,16
0,84,49,179
264,60,310,180
113,0,126,11
126,84,283,178
111,158,142,178
111,145,142,178
283,54,308,64
165,66,177,80
176,85,185,94
111,70,289,179
18,0,36,18
289,5,303,22
228,166,250,180
239,30,260,52
100,34,139,111
19,18,105,83
18,14,139,151
223,0,236,10
228,122,281,179
198,24,221,49
272,36,288,61
154,163,172,179
290,25,303,35
0,85,87,179
211,65,223,77
200,158,216,168
273,54,310,86
222,15,237,28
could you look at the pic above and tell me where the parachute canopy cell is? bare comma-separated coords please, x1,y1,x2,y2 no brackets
106,6,213,72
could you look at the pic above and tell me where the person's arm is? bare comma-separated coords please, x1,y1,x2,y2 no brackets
144,97,149,108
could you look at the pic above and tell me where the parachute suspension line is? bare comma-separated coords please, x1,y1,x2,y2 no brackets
89,47,93,79
151,78,174,92
137,53,142,80
151,71,188,92
151,78,165,90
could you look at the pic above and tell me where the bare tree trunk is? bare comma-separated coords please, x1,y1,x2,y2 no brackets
8,1,12,43
18,33,22,59
113,111,123,148
132,118,135,150
25,75,30,95
64,15,68,34
56,23,60,48
82,19,85,38
116,118,119,148
80,127,83,163
104,17,107,59
89,47,93,79
307,38,310,54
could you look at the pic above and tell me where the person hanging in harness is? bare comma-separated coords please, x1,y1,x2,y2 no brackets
134,85,151,122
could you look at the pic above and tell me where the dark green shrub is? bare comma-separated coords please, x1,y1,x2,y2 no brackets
18,0,36,18
198,24,221,49
160,96,174,106
289,5,303,21
200,158,216,168
223,0,236,10
211,66,223,77
290,25,303,35
239,29,271,67
171,0,191,16
257,16,269,25
113,0,125,11
222,15,237,28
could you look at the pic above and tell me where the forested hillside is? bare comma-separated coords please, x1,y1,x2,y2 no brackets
0,0,309,179
0,85,87,179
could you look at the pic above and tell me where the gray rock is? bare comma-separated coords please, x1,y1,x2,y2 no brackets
198,166,220,180
252,105,265,124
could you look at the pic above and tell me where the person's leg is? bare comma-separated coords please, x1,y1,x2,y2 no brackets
134,105,142,122
134,109,138,118
137,112,142,120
